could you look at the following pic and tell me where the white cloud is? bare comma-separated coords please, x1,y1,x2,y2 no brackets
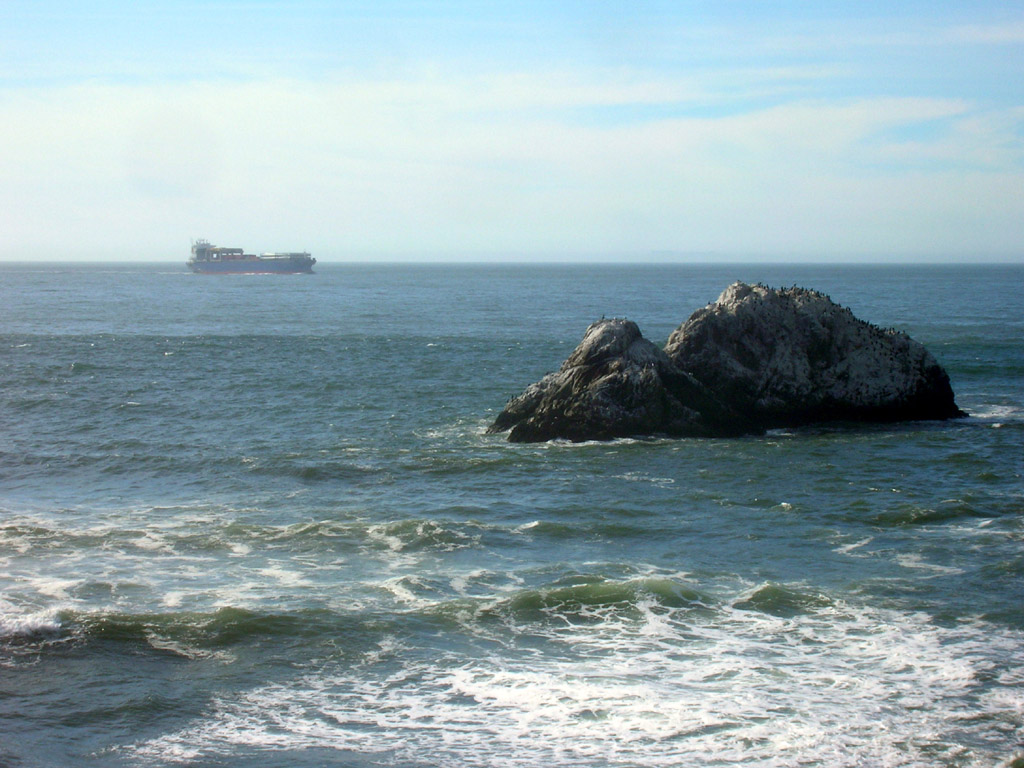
949,22,1024,44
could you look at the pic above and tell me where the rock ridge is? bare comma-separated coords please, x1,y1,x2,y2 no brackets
488,282,964,442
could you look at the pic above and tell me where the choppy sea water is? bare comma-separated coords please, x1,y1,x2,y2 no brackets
1,262,1022,768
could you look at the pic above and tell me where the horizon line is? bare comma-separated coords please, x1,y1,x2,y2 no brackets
2,257,1022,266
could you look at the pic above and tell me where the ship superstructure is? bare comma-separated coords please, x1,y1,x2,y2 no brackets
188,239,315,274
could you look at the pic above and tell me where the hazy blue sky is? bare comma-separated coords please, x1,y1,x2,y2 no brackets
2,1,1022,261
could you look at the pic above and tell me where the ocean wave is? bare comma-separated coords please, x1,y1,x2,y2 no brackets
869,499,996,528
240,456,389,484
0,608,62,639
478,576,712,624
507,516,666,543
732,582,836,617
54,606,350,652
365,519,481,554
10,574,709,654
123,593,1024,768
0,447,394,487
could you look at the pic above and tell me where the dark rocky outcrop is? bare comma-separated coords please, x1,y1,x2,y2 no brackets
487,318,752,442
664,282,964,428
488,282,964,442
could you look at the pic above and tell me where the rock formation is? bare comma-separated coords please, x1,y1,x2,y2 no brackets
488,282,964,442
487,318,752,442
665,282,964,428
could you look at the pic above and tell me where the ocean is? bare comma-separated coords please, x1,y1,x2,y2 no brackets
1,262,1022,767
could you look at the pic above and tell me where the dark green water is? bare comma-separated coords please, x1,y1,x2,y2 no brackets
1,263,1022,767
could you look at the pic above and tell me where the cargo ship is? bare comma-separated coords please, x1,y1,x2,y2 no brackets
187,239,316,274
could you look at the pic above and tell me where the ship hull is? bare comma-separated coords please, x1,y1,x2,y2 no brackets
187,258,315,274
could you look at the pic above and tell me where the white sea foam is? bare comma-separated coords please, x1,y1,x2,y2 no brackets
365,524,408,554
449,568,485,596
613,472,676,488
33,577,82,600
133,532,173,552
257,565,312,588
833,536,874,555
376,575,439,610
126,595,1023,767
966,404,1022,423
0,605,61,638
895,553,966,576
161,591,186,608
144,632,220,661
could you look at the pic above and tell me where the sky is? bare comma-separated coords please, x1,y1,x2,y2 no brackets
1,1,1023,262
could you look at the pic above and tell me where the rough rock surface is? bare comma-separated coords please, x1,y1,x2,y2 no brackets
487,318,749,442
488,283,963,442
664,282,964,428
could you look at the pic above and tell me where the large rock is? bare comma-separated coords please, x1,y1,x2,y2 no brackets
664,282,964,428
487,318,749,442
488,283,963,442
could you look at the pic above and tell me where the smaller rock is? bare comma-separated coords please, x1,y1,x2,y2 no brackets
487,318,748,442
